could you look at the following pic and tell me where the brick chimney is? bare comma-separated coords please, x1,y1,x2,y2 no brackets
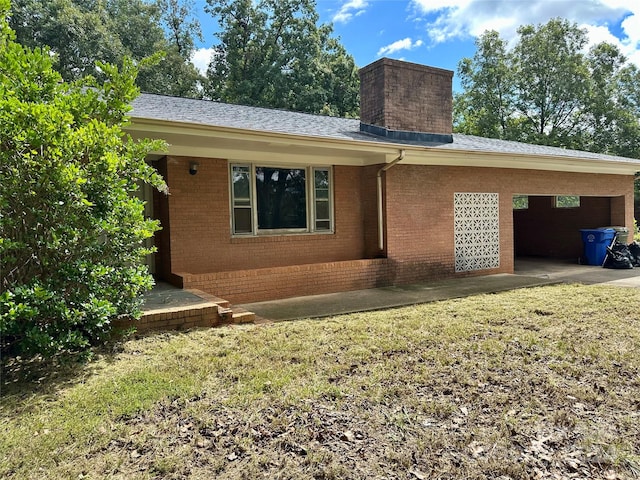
359,58,453,143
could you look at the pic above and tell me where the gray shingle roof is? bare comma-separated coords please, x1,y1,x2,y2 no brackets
131,93,640,165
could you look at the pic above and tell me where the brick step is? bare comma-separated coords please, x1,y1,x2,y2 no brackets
188,290,230,309
217,306,233,322
231,307,256,324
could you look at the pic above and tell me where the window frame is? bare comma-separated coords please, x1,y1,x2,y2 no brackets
229,163,334,236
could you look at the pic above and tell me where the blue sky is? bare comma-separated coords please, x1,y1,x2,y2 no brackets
191,0,640,92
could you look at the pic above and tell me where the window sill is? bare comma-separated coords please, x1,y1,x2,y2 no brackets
231,231,335,243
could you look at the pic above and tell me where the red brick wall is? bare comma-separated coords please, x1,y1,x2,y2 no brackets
156,158,634,303
361,164,383,258
383,165,635,283
359,58,453,135
179,258,391,304
114,304,220,333
163,156,376,275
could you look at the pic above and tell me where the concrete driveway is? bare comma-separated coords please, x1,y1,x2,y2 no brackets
515,257,640,287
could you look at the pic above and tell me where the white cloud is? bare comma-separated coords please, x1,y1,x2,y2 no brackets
333,0,369,24
410,0,640,65
620,9,640,46
191,48,216,75
377,38,424,56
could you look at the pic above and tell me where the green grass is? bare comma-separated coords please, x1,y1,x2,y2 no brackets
2,284,640,479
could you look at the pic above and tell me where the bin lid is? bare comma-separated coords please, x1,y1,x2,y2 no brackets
580,228,615,232
602,226,628,232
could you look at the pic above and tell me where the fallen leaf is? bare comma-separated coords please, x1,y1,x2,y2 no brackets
409,468,427,479
341,430,355,442
422,418,437,427
196,438,211,448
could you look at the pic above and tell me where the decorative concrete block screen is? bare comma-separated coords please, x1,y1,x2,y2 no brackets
454,193,500,272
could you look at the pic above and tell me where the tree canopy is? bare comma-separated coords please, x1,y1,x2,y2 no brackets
455,18,640,159
8,0,204,97
0,0,167,356
204,0,360,117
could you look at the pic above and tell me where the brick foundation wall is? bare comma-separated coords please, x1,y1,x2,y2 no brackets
359,58,453,135
113,304,220,333
177,258,391,304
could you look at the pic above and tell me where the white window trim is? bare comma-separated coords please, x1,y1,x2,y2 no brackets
229,163,334,236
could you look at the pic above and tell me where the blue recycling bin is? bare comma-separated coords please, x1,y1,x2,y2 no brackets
580,228,615,266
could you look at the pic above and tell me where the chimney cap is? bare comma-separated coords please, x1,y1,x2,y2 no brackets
359,57,454,79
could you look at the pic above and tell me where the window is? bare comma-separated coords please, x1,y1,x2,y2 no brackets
230,164,333,235
512,195,529,210
231,165,253,233
314,169,331,230
554,195,580,208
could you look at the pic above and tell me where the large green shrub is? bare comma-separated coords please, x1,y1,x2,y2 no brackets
0,0,167,357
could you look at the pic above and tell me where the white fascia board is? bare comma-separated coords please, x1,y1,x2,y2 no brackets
400,149,640,175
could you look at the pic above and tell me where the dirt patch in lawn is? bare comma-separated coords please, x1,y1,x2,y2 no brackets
98,387,637,480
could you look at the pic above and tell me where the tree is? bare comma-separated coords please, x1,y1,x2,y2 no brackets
205,0,359,116
0,0,167,357
454,30,515,139
137,0,205,98
614,63,640,159
8,0,204,97
581,43,640,158
455,18,640,156
511,19,590,147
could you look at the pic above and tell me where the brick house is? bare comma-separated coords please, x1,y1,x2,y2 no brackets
128,58,640,304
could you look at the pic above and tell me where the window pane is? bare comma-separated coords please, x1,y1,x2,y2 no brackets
233,207,252,233
316,220,331,230
232,166,250,200
315,169,329,189
256,167,307,229
555,195,580,208
316,188,329,199
513,195,528,210
315,200,329,220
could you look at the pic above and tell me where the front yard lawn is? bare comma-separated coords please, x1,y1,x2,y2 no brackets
1,284,639,479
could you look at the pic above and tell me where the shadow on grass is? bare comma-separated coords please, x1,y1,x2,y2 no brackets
0,328,183,409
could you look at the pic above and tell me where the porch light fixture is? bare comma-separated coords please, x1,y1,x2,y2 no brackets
189,161,199,175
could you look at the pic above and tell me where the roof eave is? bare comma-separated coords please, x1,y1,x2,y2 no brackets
126,117,640,176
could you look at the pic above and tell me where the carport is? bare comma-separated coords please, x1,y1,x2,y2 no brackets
512,194,627,262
